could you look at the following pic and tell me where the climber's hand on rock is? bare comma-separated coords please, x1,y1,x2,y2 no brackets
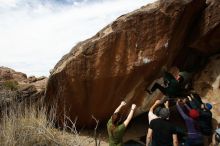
131,104,136,110
121,101,126,106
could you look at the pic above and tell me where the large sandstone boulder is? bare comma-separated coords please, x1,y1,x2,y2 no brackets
190,0,220,54
193,55,220,97
46,0,206,126
193,54,220,123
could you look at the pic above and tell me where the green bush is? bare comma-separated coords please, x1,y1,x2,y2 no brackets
3,80,19,91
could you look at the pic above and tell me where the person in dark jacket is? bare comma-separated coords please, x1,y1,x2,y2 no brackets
187,95,213,145
189,93,203,108
146,101,178,146
178,71,193,90
147,68,191,98
199,103,213,145
176,99,204,146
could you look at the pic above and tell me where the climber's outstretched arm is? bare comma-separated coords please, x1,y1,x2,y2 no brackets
114,101,126,114
123,104,136,127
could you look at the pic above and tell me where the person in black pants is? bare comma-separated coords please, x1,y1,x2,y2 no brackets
147,70,191,98
187,95,213,146
146,101,178,146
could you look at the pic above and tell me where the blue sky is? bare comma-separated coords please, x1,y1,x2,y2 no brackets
0,0,156,77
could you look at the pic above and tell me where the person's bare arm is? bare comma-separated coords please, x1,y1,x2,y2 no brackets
187,96,192,101
176,101,189,120
172,134,178,146
146,128,152,146
149,100,161,112
123,104,136,127
114,101,126,113
188,95,201,109
164,100,169,108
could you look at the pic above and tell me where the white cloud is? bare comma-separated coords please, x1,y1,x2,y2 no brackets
0,0,156,77
0,0,17,7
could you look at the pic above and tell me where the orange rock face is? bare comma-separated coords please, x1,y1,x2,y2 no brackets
190,0,220,54
45,0,206,126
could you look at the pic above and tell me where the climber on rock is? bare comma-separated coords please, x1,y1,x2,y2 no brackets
146,67,191,99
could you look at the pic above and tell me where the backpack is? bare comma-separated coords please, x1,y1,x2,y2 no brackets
179,72,192,88
163,71,176,86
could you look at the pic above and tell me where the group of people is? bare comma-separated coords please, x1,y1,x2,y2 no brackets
146,95,213,146
106,67,220,146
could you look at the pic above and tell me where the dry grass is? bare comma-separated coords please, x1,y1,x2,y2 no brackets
0,99,99,146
